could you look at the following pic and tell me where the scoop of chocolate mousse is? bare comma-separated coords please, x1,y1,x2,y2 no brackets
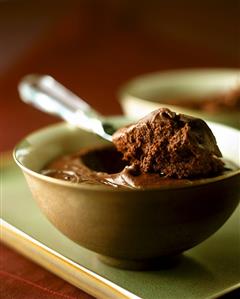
112,108,224,178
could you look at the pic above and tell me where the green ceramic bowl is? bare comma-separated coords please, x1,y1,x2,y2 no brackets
14,118,240,269
119,69,240,129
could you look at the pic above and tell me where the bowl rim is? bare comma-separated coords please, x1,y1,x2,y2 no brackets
119,67,240,104
13,121,240,193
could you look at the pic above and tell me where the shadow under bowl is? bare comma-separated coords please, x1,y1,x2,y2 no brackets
13,119,240,269
119,68,240,129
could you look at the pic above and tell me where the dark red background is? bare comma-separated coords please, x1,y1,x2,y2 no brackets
1,0,239,298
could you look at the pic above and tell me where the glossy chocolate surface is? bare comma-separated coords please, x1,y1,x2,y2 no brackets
42,145,237,189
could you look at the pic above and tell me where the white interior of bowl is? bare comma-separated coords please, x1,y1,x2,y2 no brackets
15,123,108,172
209,122,240,166
14,116,133,173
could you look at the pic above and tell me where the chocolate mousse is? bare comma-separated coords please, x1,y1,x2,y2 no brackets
42,108,228,188
43,145,195,189
112,108,224,178
165,85,240,113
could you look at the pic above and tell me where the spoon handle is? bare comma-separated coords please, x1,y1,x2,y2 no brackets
18,74,100,120
18,74,112,141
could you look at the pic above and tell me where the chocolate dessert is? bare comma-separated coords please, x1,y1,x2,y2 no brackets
42,108,229,188
43,145,198,188
165,85,240,113
112,108,224,178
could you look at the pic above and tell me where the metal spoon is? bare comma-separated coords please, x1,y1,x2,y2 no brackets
18,74,118,141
